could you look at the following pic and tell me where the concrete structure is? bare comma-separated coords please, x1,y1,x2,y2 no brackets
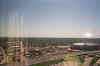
7,12,24,64
72,42,100,50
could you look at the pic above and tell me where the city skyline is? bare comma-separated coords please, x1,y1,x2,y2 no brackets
0,0,100,38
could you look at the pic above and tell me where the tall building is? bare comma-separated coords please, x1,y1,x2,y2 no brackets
7,12,24,63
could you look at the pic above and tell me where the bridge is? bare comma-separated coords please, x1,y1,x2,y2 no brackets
71,50,100,56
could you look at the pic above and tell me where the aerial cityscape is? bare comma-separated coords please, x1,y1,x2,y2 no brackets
0,0,100,66
0,38,100,66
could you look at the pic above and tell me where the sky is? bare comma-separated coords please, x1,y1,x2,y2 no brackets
0,0,100,38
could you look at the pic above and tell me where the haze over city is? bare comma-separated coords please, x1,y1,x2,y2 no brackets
1,1,100,66
0,0,100,38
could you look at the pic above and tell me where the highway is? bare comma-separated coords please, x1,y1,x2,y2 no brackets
71,50,100,56
5,50,100,66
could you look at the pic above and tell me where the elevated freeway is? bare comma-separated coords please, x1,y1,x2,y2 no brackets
72,50,100,56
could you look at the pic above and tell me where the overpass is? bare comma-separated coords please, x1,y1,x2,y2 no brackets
71,50,100,56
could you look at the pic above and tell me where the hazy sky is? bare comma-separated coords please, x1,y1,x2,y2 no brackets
0,0,100,38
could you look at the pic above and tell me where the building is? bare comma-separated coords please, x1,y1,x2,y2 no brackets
71,42,100,50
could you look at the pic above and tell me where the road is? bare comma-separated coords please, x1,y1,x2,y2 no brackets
5,50,100,66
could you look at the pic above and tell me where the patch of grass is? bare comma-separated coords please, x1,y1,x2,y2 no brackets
30,59,64,66
30,56,84,66
64,56,84,62
64,56,84,66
